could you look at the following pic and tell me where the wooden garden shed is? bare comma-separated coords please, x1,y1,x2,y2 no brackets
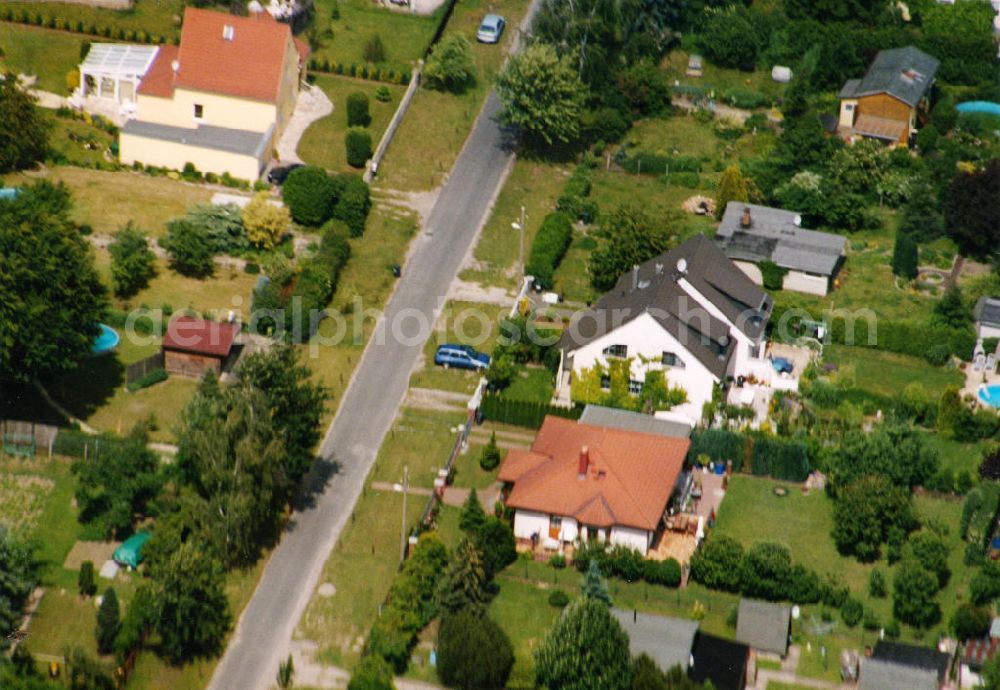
162,317,239,378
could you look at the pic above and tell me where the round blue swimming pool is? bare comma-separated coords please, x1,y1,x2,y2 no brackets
956,101,1000,117
979,384,1000,409
91,324,120,355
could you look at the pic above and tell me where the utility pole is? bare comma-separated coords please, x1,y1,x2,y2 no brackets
511,205,526,288
399,465,409,565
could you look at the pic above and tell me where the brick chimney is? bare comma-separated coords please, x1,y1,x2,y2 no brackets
578,446,589,479
741,206,752,229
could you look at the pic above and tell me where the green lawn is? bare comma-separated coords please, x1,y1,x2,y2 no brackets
661,50,787,102
1,1,182,40
459,157,571,291
920,431,988,478
822,344,963,401
303,202,419,425
8,167,215,238
713,474,973,646
298,75,405,172
501,365,554,403
374,0,530,191
409,300,508,395
0,23,91,93
47,112,116,167
370,407,467,490
308,0,440,79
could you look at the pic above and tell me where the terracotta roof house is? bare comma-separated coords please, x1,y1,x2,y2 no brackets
735,599,791,657
838,46,939,146
118,7,308,180
715,203,847,296
556,234,788,427
162,317,240,378
498,416,689,555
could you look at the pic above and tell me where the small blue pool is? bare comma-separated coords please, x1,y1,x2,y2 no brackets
979,385,1000,409
771,356,794,375
956,101,1000,117
91,324,120,355
0,188,19,201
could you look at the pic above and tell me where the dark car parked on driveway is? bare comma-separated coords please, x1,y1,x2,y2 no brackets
434,344,490,370
268,163,304,185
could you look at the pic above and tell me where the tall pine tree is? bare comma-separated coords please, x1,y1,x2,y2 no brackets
891,231,918,280
459,488,487,535
581,560,612,606
95,588,120,655
437,539,489,616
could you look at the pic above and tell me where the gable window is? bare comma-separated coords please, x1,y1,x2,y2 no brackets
662,351,685,368
602,344,627,358
193,103,204,120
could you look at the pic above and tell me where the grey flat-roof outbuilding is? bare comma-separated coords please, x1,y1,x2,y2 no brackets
735,599,791,656
579,406,693,438
716,203,846,277
859,658,938,690
121,120,273,158
974,297,1000,328
612,609,700,673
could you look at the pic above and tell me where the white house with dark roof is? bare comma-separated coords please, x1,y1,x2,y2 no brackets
716,203,847,296
556,234,791,426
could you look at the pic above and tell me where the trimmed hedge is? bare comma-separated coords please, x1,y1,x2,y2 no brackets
480,395,581,429
572,542,682,588
345,128,373,168
126,368,167,392
331,174,372,237
771,303,976,364
525,212,573,289
687,430,810,482
556,163,598,223
346,91,371,127
366,533,448,672
53,430,128,459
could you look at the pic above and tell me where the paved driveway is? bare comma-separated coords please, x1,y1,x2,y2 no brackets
207,90,519,690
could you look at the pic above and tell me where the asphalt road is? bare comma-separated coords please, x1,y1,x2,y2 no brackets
207,90,518,690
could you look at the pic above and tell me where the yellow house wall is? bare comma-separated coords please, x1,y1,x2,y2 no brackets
120,132,263,180
135,90,278,133
274,38,301,133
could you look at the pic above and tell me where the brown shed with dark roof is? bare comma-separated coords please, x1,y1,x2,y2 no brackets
162,317,239,378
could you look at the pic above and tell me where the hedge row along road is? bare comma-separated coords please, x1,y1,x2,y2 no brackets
207,8,540,690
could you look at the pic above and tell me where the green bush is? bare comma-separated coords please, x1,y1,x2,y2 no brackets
556,163,598,223
348,655,395,690
758,260,788,291
78,560,97,596
841,597,863,627
479,395,582,428
525,212,573,289
642,558,681,587
722,87,771,109
282,166,335,226
346,91,371,127
244,262,260,274
375,86,391,102
687,429,745,471
750,436,810,482
548,589,570,608
346,128,373,168
127,368,167,392
331,173,372,237
437,610,514,690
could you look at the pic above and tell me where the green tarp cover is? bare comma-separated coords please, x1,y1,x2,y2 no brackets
113,531,151,568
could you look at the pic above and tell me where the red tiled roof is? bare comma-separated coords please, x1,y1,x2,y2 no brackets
138,8,299,102
499,416,689,531
162,317,239,358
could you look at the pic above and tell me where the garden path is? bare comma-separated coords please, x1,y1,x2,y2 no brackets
278,83,334,165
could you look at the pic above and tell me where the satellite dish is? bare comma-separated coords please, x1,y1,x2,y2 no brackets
792,605,801,620
677,258,688,274
793,214,802,227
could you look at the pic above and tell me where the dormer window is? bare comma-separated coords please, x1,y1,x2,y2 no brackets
662,352,685,368
223,25,235,41
602,344,627,358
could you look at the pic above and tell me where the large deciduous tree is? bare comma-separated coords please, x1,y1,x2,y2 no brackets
588,204,675,291
945,160,1000,260
150,540,230,663
0,181,107,382
832,474,914,562
0,75,50,172
825,426,938,492
496,43,586,147
534,597,631,690
72,422,162,539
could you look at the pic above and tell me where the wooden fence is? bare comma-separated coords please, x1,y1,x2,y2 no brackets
125,351,164,385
